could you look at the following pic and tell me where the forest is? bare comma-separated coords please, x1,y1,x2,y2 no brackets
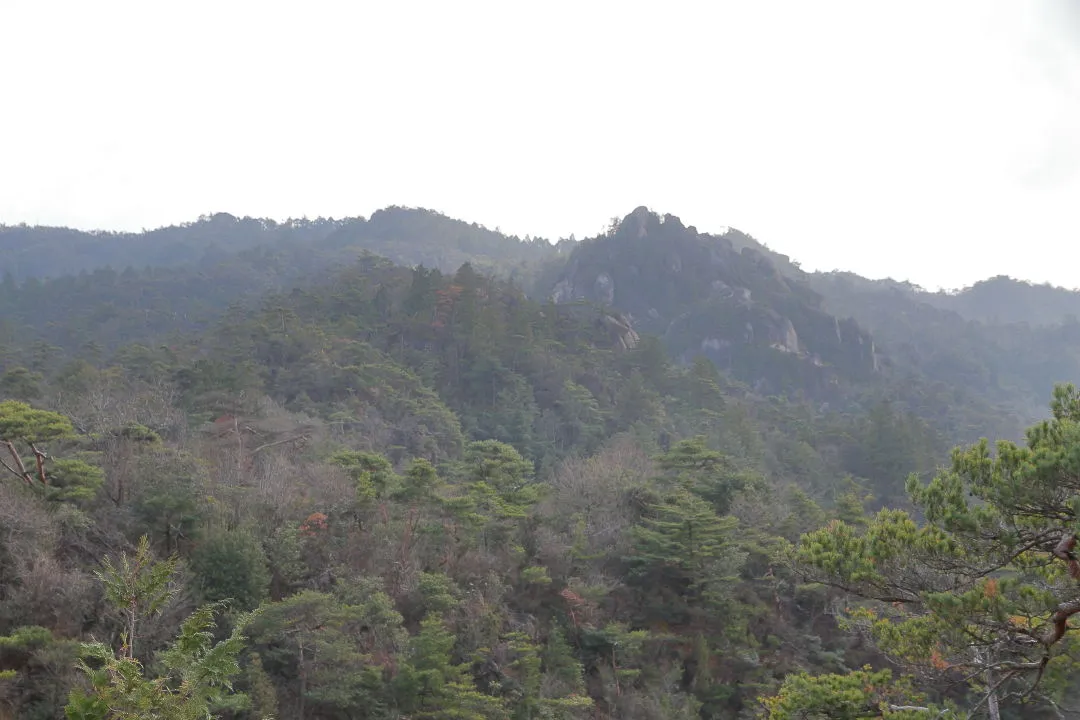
2,206,1080,719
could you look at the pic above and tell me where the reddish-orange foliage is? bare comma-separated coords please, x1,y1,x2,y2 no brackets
560,587,587,628
930,649,950,670
559,588,584,606
432,285,465,329
300,512,329,537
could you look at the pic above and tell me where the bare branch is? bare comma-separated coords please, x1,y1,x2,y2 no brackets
2,440,33,484
250,434,310,455
0,454,27,482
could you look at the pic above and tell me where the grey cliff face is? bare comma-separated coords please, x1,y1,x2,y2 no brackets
546,207,882,399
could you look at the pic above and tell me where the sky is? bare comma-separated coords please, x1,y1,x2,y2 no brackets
1,0,1077,291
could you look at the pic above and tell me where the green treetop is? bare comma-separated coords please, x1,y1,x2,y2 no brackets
0,400,74,485
792,383,1080,715
65,536,258,720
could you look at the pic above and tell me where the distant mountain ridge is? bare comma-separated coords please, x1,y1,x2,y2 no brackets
724,233,1080,328
6,205,1077,329
4,203,1080,444
923,275,1080,326
0,206,561,282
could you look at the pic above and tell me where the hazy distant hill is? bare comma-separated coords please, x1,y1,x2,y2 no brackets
540,209,1031,442
695,229,1080,434
0,206,560,282
922,275,1080,326
717,227,1080,327
3,204,1078,444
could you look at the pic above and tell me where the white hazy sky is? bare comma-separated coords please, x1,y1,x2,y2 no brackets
2,0,1077,291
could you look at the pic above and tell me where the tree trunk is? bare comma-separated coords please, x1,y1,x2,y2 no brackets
297,634,306,720
986,670,1001,720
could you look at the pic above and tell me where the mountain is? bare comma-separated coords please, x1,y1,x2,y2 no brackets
682,228,1080,439
707,224,1080,325
922,275,1080,326
547,207,879,404
4,204,1079,718
0,206,561,282
542,208,1038,444
0,207,564,356
6,204,1072,446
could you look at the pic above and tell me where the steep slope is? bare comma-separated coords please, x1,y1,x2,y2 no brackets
548,207,880,402
697,228,1080,440
806,271,1080,436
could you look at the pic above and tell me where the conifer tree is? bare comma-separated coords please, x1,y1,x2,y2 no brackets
793,384,1080,715
65,536,258,720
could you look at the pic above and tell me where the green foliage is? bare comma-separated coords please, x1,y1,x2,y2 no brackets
46,458,105,503
500,631,592,719
758,667,953,719
794,383,1080,714
417,572,462,616
0,626,83,719
458,440,539,513
396,458,443,504
248,587,407,718
12,206,1080,719
554,380,605,453
190,530,271,611
95,536,178,660
0,400,74,444
66,604,257,720
0,366,43,400
395,614,506,719
129,450,205,554
330,450,398,506
242,653,278,720
445,440,540,551
628,490,746,619
67,537,256,719
656,435,753,514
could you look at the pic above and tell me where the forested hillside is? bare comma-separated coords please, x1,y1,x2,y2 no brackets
924,275,1080,326
720,230,1080,438
1,207,1079,718
0,207,561,282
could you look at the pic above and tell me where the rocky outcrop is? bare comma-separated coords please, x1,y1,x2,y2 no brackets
600,312,640,351
547,207,882,400
547,303,639,352
594,272,615,305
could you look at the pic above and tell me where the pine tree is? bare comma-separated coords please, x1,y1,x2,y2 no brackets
793,383,1080,714
758,667,953,719
395,614,506,719
65,536,258,720
628,490,745,614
